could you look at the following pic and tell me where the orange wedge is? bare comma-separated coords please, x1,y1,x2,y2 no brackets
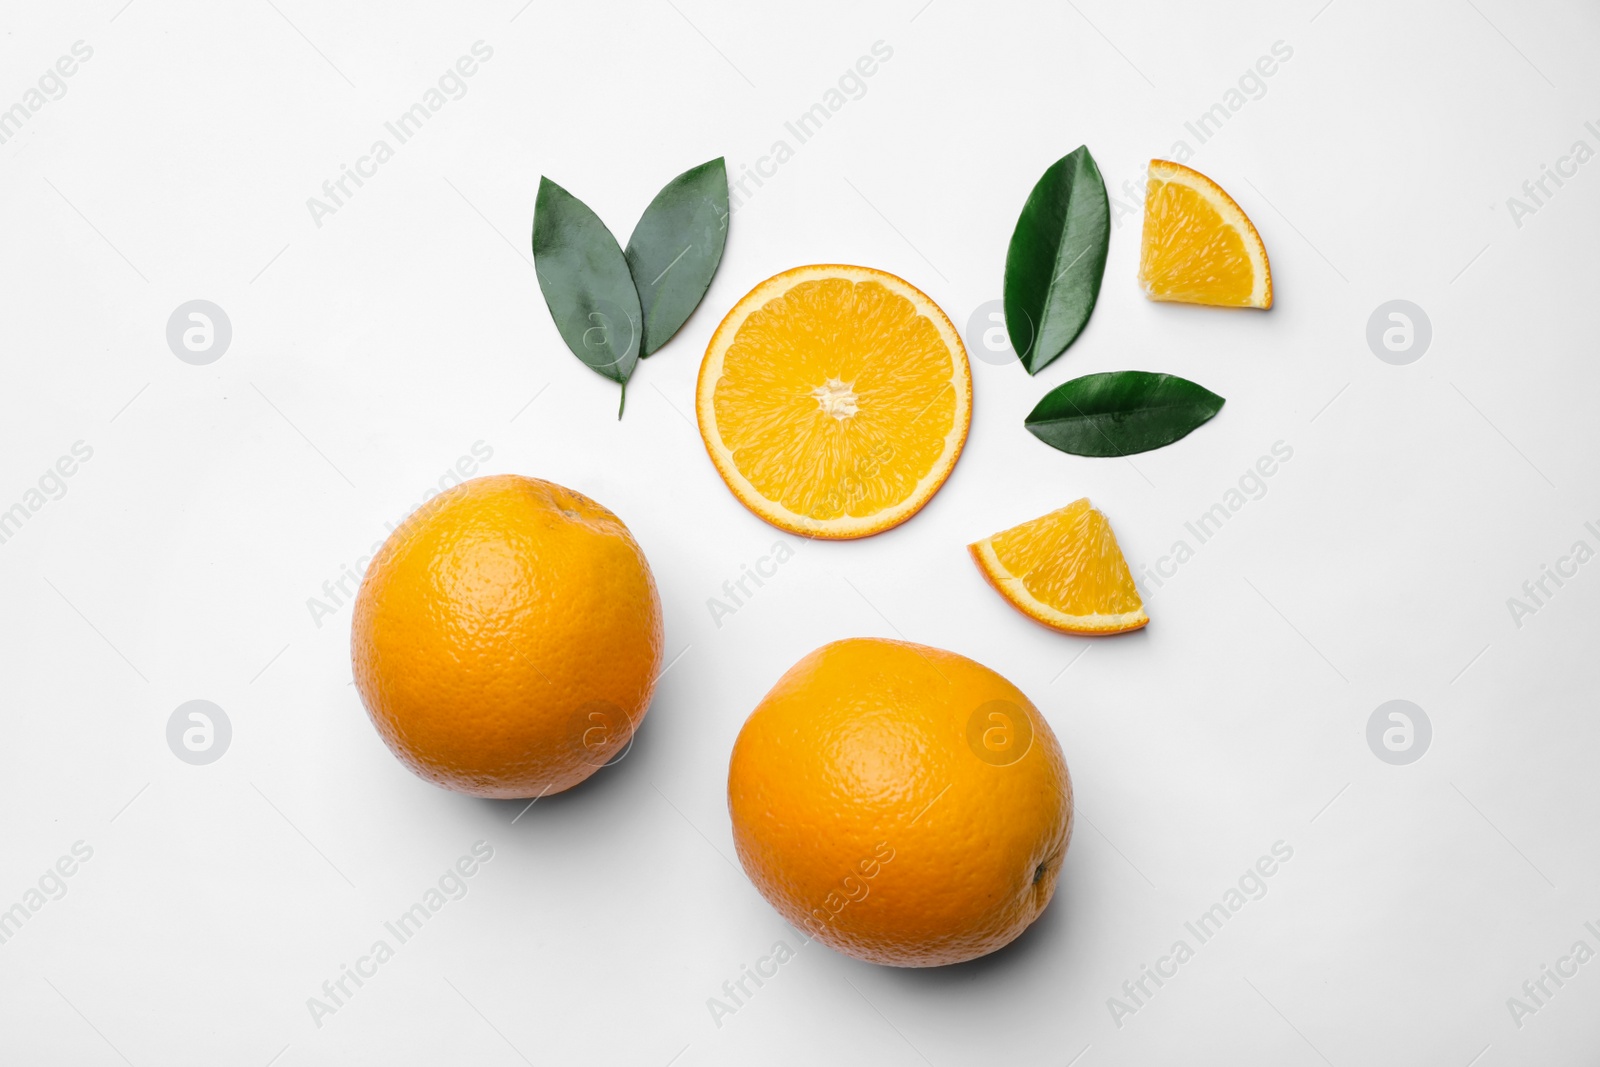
1138,160,1271,309
969,499,1148,635
696,265,971,539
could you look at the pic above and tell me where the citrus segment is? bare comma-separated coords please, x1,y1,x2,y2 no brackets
969,498,1148,635
697,265,971,539
1138,159,1271,308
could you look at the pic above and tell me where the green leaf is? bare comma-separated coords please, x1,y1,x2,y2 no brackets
1025,371,1225,457
1003,146,1110,375
532,176,642,394
625,158,730,357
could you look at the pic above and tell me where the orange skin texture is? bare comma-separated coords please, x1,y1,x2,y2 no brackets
351,475,663,799
728,638,1073,967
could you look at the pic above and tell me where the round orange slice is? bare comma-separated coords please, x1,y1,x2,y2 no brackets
696,265,971,539
969,499,1148,635
1138,159,1272,309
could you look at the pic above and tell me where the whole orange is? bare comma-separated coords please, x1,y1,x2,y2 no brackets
351,475,663,799
727,638,1072,967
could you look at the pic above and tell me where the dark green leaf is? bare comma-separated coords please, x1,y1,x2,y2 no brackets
1003,146,1110,375
532,177,642,390
1025,371,1225,456
625,158,729,357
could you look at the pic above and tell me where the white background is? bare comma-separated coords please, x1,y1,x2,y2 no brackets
1,0,1597,1063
